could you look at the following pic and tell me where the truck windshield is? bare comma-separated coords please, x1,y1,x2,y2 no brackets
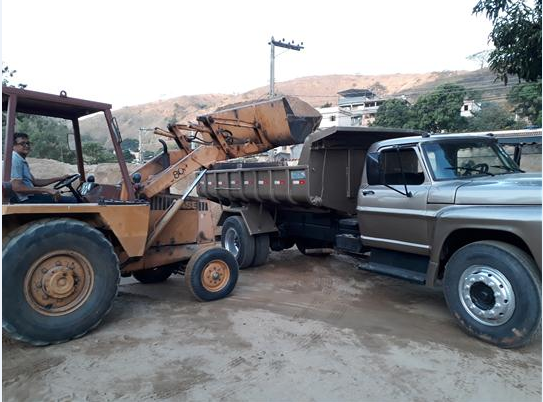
422,139,521,180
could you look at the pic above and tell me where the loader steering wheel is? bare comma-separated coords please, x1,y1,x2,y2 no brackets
53,174,84,202
54,173,81,190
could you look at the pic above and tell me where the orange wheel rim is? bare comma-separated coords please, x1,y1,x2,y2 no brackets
24,250,94,316
201,259,230,292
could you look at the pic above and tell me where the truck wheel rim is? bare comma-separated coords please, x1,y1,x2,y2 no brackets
224,228,240,257
201,259,230,292
458,265,515,326
24,250,95,316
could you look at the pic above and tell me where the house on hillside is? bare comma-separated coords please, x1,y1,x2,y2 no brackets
317,106,351,128
337,89,386,127
316,88,390,128
460,100,481,118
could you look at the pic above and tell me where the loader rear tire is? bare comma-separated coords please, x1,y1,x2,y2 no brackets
133,265,175,284
2,218,119,346
185,247,239,301
221,216,255,269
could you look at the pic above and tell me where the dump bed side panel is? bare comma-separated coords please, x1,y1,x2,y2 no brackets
198,166,311,207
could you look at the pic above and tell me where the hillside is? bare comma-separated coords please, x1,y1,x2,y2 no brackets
79,69,506,148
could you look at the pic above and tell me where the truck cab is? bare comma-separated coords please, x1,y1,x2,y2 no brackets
359,134,541,283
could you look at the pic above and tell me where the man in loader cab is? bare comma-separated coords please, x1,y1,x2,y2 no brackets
10,132,76,203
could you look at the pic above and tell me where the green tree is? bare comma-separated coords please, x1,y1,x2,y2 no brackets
466,103,519,131
14,114,76,163
122,149,135,162
371,99,412,128
121,138,139,151
372,84,469,132
473,0,542,84
2,64,27,88
409,84,468,132
507,82,542,125
82,142,116,164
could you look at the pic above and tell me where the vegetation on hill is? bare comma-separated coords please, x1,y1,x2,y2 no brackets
473,0,541,126
372,83,530,132
78,69,515,145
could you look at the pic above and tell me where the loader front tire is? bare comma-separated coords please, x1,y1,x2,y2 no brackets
185,247,239,301
2,219,119,345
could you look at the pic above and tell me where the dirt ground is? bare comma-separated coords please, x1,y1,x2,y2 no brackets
3,249,541,402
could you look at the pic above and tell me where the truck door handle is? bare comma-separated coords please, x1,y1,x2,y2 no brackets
362,190,375,196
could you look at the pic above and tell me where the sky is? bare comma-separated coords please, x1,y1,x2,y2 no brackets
2,0,493,109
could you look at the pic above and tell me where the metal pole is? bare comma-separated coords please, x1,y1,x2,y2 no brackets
270,36,275,98
139,127,144,164
3,94,17,182
268,37,304,99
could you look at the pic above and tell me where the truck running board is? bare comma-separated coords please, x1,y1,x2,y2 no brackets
358,248,429,284
358,263,426,284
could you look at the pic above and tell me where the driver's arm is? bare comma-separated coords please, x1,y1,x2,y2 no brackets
11,178,59,196
32,174,71,187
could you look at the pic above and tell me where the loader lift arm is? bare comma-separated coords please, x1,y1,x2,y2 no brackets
136,96,322,200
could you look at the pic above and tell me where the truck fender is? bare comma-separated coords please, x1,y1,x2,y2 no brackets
426,205,540,286
218,204,277,236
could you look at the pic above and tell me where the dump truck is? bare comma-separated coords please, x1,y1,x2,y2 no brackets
198,126,542,348
2,86,321,345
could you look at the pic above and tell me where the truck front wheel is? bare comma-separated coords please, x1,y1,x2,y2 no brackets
443,240,541,348
2,219,119,345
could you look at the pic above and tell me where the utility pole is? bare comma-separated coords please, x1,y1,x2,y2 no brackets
268,36,304,98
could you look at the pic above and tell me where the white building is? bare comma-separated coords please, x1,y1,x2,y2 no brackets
317,88,387,128
317,106,352,128
460,100,482,117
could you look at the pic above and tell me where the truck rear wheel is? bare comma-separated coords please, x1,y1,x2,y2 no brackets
132,264,175,284
443,240,541,348
2,219,119,345
221,216,255,269
185,247,239,301
252,234,270,267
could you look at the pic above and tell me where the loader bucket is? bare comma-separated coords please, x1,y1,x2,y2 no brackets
201,96,322,147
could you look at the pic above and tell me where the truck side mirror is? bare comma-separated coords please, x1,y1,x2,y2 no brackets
366,152,382,185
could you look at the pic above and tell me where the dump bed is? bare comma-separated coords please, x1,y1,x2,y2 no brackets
198,127,424,215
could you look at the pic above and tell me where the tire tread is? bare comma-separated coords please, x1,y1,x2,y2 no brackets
2,218,119,346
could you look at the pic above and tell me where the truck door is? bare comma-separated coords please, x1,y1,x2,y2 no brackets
357,145,431,256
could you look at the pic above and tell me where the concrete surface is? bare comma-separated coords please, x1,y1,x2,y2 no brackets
3,249,541,401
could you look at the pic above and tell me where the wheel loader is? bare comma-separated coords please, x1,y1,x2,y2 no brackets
1,86,321,345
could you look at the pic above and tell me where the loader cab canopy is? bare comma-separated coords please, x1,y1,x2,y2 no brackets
2,86,135,201
2,86,112,119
